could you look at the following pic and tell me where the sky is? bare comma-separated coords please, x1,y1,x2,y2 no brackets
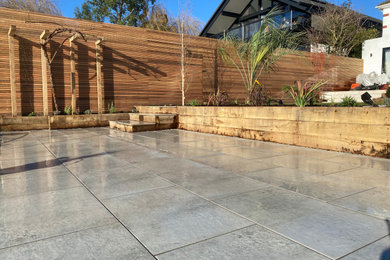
58,0,384,25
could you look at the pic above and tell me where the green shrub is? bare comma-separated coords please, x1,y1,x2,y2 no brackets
386,88,390,98
64,106,72,115
339,96,358,107
232,99,239,105
53,110,61,115
84,109,93,114
27,112,36,117
188,99,202,106
108,102,116,113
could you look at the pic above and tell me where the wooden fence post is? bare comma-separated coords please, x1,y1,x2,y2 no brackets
69,35,78,114
8,25,17,117
95,39,103,114
40,30,50,116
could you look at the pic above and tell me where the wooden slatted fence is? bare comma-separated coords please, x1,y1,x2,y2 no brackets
0,8,363,116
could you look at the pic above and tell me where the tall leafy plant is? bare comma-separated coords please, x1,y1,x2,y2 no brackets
284,80,327,107
219,8,303,105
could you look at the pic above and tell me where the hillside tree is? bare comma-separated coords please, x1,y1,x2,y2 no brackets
0,0,61,15
74,0,155,26
308,0,378,57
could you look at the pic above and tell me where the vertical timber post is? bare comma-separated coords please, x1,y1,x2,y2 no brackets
69,35,78,115
8,25,17,117
40,30,50,116
95,39,103,114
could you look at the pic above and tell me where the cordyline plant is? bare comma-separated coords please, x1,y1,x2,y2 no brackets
284,80,327,107
219,8,304,105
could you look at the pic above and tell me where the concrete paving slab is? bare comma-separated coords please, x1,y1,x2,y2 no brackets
157,225,329,260
0,165,81,199
330,188,390,220
0,186,116,249
214,186,389,259
267,154,357,175
325,154,390,172
78,166,174,200
0,223,154,260
192,154,277,174
103,186,252,254
242,167,374,201
340,236,390,260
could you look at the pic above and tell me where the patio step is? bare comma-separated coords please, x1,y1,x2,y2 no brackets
110,113,178,133
129,113,177,124
109,120,157,132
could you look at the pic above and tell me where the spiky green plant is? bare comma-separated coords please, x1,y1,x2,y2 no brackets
64,106,72,115
108,102,116,113
219,8,304,105
284,80,327,107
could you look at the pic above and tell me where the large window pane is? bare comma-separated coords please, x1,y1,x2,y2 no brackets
383,48,390,75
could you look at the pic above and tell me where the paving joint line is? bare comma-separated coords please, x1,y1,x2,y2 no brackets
0,223,115,251
327,186,378,202
154,224,257,256
335,234,390,260
153,175,333,259
37,134,158,259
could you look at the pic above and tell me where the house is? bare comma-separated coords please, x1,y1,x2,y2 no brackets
362,0,390,75
200,0,382,42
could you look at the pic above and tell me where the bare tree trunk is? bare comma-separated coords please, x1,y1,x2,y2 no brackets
42,48,59,111
180,20,185,106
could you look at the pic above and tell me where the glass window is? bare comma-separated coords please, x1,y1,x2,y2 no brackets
383,48,390,75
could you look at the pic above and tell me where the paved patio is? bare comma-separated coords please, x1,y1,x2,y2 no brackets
0,128,389,259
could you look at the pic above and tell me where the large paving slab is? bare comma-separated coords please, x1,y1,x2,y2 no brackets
102,186,253,254
0,223,154,260
0,186,116,249
157,225,329,260
214,186,389,259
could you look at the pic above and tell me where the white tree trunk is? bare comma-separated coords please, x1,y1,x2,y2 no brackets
180,21,185,106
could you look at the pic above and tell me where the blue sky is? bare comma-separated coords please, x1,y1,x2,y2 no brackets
58,0,384,24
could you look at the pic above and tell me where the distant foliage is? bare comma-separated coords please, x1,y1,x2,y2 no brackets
74,0,155,26
142,4,203,35
307,0,378,57
0,0,61,15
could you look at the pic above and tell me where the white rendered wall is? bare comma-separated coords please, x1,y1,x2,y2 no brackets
362,37,390,74
382,6,390,36
362,4,390,74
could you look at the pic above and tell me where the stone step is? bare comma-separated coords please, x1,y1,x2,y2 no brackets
129,113,177,124
109,120,176,133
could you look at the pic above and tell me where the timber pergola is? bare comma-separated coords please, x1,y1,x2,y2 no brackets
7,25,105,116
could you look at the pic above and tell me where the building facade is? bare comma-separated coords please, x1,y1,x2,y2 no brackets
362,0,390,75
201,0,382,44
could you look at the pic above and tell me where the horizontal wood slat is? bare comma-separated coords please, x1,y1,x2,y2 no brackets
0,8,363,116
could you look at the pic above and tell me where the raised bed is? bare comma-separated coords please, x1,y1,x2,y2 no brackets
138,106,390,158
0,113,129,131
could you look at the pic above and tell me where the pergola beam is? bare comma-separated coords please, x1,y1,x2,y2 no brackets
95,38,104,114
40,30,49,116
8,25,17,117
69,35,78,114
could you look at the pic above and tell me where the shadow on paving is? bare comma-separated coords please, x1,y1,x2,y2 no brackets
381,220,390,260
0,152,112,175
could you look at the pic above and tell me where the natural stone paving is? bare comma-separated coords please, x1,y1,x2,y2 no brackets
0,128,389,259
